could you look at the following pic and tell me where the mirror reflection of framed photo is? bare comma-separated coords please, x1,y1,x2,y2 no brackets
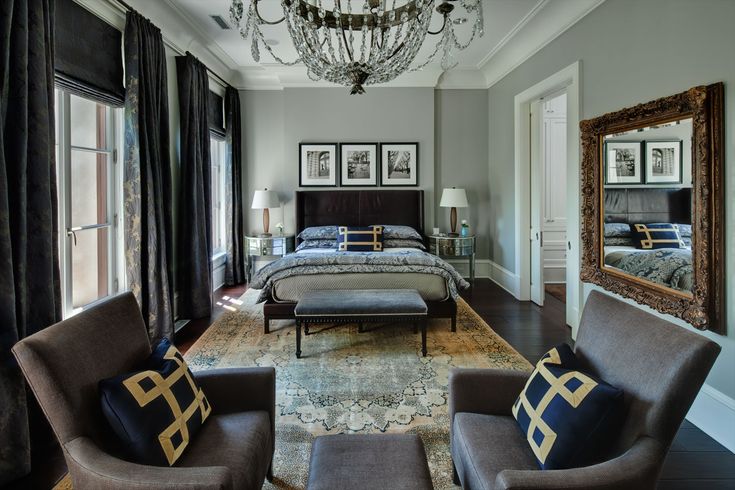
644,140,682,184
340,143,378,186
604,141,643,185
299,143,338,187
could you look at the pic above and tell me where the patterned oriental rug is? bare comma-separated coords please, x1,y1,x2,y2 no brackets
53,289,530,490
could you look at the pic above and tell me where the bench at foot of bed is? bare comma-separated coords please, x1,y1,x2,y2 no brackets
262,294,457,335
294,289,428,358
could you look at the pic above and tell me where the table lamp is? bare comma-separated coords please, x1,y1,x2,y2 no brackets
251,189,280,237
440,187,468,236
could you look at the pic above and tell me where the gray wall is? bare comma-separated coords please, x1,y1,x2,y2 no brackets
435,89,490,257
487,0,735,399
241,87,491,259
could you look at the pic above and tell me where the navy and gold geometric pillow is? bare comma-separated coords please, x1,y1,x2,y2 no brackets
99,339,212,466
631,223,684,250
512,344,624,470
337,225,384,251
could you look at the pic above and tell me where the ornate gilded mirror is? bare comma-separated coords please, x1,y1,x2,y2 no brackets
580,83,724,333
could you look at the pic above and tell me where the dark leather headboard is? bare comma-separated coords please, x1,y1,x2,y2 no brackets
295,190,424,240
604,188,691,224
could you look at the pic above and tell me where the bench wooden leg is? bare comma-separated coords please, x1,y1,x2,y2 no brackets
358,322,364,333
413,322,419,334
421,319,427,357
264,317,270,334
451,314,457,333
296,321,302,358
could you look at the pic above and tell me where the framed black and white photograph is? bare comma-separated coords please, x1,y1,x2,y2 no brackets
644,140,682,184
604,141,643,185
340,143,378,186
299,143,338,187
380,143,418,186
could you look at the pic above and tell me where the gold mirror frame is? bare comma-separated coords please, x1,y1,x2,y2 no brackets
580,83,724,333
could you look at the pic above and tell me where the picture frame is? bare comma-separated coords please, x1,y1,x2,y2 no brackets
644,140,683,184
380,143,418,186
340,143,378,186
604,141,643,185
299,143,338,187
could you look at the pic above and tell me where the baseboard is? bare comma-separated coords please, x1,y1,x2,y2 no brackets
686,383,735,453
446,259,520,299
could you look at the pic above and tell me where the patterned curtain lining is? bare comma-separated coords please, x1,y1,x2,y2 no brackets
0,0,61,483
123,10,175,342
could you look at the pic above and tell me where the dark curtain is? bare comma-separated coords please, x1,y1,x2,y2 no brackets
224,86,245,286
176,54,212,319
123,11,174,342
0,0,61,484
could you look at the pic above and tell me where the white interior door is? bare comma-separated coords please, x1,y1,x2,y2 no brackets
529,100,544,306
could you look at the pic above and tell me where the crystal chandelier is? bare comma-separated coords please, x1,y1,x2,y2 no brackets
230,0,484,94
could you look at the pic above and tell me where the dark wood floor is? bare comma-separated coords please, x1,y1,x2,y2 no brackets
6,279,733,489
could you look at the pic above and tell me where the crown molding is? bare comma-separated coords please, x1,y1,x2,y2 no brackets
476,0,548,69
480,0,606,89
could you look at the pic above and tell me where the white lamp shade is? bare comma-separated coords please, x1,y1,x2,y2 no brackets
251,189,280,209
440,188,468,208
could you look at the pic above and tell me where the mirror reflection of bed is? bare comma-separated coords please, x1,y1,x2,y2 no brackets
602,118,693,296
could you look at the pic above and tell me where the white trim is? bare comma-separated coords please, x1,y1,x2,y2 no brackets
476,0,548,68
445,259,520,298
481,0,605,88
686,384,735,453
514,61,581,333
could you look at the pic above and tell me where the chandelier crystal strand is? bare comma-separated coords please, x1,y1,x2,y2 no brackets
231,0,483,94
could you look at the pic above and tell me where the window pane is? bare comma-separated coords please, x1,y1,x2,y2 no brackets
71,150,108,227
70,94,109,149
71,227,109,308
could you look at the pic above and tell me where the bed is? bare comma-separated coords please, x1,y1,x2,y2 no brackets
252,190,468,333
602,188,693,293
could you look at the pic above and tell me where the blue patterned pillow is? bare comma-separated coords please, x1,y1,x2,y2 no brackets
297,226,338,241
631,223,684,249
337,225,383,251
99,339,212,466
604,223,632,238
296,239,337,251
513,344,624,470
376,225,423,241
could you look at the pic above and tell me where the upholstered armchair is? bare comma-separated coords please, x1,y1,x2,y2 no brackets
449,290,720,490
12,292,275,490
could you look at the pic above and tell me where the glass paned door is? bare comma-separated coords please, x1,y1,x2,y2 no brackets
56,89,120,315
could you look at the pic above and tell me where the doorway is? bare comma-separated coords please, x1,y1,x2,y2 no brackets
513,61,581,336
530,92,568,307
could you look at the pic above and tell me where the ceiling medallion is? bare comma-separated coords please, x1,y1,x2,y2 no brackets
230,0,484,94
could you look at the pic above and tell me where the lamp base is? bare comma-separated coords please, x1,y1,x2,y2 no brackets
258,233,272,238
447,232,460,237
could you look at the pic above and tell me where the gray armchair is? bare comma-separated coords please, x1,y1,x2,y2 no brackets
449,290,720,490
12,292,275,490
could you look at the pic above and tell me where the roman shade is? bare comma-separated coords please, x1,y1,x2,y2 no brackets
208,90,225,137
55,0,125,106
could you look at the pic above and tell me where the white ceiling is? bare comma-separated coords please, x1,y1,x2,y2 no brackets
169,0,541,69
116,0,605,89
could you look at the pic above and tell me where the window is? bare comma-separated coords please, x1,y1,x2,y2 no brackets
55,88,123,317
210,136,226,257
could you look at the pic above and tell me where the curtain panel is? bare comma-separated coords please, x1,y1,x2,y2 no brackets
176,54,212,319
123,11,174,342
0,0,61,484
224,86,245,286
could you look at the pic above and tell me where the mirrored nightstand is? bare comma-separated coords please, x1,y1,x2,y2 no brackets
428,235,476,284
245,235,295,282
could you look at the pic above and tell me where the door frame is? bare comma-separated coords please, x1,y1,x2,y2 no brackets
513,61,582,335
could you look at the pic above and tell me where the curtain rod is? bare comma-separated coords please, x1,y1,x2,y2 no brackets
112,0,231,90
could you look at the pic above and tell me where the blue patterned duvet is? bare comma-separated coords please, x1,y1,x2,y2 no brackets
250,250,470,303
604,248,693,292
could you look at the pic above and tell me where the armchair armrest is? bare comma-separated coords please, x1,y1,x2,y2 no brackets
64,437,233,489
495,437,664,490
449,368,531,423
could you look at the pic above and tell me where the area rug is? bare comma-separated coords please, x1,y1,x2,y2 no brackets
186,289,531,489
53,290,530,490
